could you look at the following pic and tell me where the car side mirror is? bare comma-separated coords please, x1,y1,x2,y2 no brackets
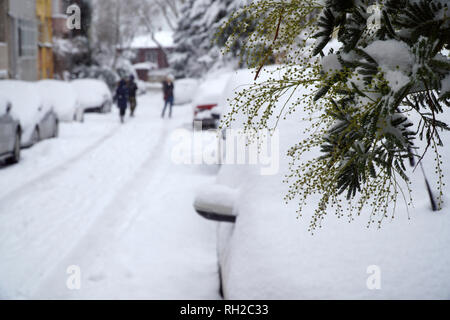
194,184,238,223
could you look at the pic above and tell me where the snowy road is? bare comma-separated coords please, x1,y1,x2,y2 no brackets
0,92,221,299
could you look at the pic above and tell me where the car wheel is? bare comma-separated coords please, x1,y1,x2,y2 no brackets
31,126,40,145
7,131,21,164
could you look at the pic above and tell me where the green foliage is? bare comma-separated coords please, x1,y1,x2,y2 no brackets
219,0,450,232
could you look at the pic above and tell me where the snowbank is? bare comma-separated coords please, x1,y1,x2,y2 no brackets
71,79,112,109
214,67,450,299
133,62,156,71
36,80,81,122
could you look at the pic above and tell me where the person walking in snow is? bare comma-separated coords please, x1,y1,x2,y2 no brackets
161,75,174,119
128,75,138,117
115,79,129,124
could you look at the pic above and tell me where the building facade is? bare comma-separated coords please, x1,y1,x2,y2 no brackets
124,32,174,82
52,0,69,38
0,0,8,78
0,0,39,81
37,0,54,79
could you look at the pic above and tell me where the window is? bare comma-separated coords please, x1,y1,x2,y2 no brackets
146,50,158,63
18,19,37,57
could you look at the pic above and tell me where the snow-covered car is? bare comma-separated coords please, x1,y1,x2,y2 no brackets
174,78,199,105
0,95,21,164
194,67,450,299
36,80,84,122
192,71,232,129
136,79,153,96
0,80,59,148
71,79,113,114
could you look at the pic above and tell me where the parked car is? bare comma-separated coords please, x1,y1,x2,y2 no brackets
0,95,21,164
192,72,232,129
174,78,199,105
36,80,84,122
194,67,450,299
71,79,113,114
136,79,152,96
0,80,59,148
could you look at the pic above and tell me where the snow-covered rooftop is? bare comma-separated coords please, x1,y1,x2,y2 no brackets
133,62,157,70
129,31,174,49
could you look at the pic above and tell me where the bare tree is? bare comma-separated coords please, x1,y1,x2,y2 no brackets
91,0,182,68
137,0,182,52
92,0,141,68
153,0,181,31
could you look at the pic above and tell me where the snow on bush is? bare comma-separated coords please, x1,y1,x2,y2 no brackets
71,65,120,92
171,0,247,78
364,40,414,73
214,67,450,299
220,0,450,231
321,53,342,74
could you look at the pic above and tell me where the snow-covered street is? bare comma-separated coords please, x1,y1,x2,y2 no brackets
0,92,221,299
1,0,449,304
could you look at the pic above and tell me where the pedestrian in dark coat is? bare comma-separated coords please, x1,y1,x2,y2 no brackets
161,76,174,119
128,75,138,117
115,79,129,123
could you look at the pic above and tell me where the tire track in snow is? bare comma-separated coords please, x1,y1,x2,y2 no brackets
0,125,121,207
0,116,165,298
33,122,172,297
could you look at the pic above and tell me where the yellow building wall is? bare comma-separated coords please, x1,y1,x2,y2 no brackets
36,0,54,79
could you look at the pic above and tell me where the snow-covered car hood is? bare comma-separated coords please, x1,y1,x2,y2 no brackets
0,80,49,142
71,79,112,109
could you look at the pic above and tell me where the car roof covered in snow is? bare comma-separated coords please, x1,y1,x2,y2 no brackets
71,79,112,108
193,70,233,108
36,80,79,119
